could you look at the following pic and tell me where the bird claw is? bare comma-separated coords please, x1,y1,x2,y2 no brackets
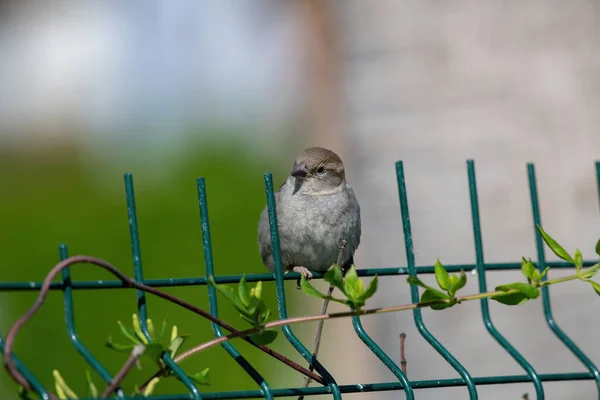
287,266,312,289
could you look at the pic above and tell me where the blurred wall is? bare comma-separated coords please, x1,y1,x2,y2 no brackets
324,1,600,399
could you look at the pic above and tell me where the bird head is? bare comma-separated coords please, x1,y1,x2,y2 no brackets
290,147,346,194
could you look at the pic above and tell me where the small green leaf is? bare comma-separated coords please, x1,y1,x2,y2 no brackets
251,281,263,299
539,266,550,279
53,370,78,400
495,283,540,299
521,258,536,283
596,239,600,257
581,268,599,280
188,368,210,385
301,276,357,308
168,335,190,358
344,266,364,300
259,308,271,325
491,292,529,306
143,343,165,367
238,275,251,307
420,289,453,310
132,314,148,344
360,276,378,301
250,330,278,345
455,270,467,292
406,276,429,289
536,225,574,263
590,281,600,296
574,249,583,273
300,276,329,300
492,282,540,306
324,264,345,292
85,370,98,398
158,318,168,342
105,337,137,353
147,318,156,342
209,276,253,321
117,320,141,344
170,325,178,343
434,260,450,291
143,377,160,397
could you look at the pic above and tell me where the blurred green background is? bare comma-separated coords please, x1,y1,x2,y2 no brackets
0,134,322,398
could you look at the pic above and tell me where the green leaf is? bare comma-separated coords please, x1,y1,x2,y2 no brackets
259,308,271,325
344,266,364,300
574,249,583,273
596,239,600,257
581,268,599,280
300,276,357,308
209,276,253,322
539,266,550,279
105,337,137,353
250,330,278,345
434,260,450,291
188,368,210,385
143,377,160,397
491,292,529,306
420,289,453,310
85,370,98,398
521,258,536,283
251,281,263,300
324,264,345,292
238,275,251,307
158,318,168,342
406,276,430,289
117,320,141,344
536,225,574,263
454,270,467,292
132,314,148,344
360,276,378,301
53,370,78,400
168,335,189,358
495,283,540,299
492,282,540,306
300,276,330,300
590,281,600,296
143,343,165,368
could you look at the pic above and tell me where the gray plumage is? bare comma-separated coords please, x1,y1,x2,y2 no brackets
258,147,361,276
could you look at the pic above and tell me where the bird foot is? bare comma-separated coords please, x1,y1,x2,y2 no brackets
291,266,313,278
285,266,312,289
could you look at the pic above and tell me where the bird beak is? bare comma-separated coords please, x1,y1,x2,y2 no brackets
291,164,310,180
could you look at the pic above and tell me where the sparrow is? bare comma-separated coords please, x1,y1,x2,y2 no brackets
258,147,361,278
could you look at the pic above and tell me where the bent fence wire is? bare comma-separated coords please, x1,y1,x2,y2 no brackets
2,159,600,400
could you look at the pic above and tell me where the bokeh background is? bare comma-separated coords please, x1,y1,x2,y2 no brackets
2,1,600,399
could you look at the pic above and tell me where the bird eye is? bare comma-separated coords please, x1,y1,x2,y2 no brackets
316,166,325,175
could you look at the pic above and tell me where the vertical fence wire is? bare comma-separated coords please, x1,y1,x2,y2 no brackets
396,160,479,399
527,164,600,399
124,174,202,400
196,177,274,400
59,244,124,398
263,172,342,400
350,316,414,399
466,160,544,399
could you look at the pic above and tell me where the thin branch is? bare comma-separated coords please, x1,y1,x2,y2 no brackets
3,256,324,395
298,240,346,400
171,284,566,360
399,333,407,375
101,344,145,398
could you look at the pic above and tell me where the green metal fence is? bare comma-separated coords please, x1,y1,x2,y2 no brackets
2,159,600,400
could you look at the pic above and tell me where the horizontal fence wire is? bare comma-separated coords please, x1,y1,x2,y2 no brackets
1,160,600,400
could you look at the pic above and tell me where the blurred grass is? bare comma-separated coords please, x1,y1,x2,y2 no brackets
0,136,309,398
